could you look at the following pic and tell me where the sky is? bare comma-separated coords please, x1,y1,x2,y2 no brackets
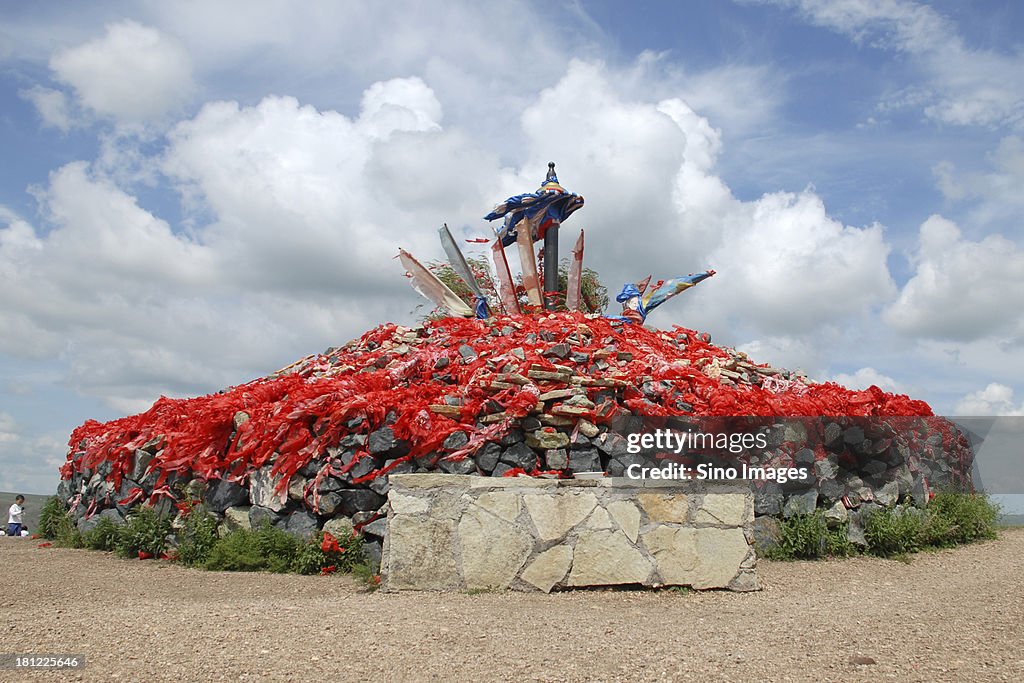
1,0,1023,495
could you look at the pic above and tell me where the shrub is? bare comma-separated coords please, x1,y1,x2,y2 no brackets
55,518,84,548
38,496,69,540
767,511,828,560
203,524,301,573
765,510,859,561
291,530,367,575
115,506,172,558
924,492,999,546
176,504,220,567
83,516,120,551
864,504,924,556
38,497,85,548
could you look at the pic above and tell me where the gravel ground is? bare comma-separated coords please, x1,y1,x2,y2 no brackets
2,530,1022,682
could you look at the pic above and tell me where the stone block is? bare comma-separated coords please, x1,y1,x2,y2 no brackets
458,505,532,590
524,490,597,541
607,500,641,543
638,493,688,523
249,466,286,512
694,493,748,526
568,529,653,586
642,526,749,589
384,516,460,591
521,546,573,593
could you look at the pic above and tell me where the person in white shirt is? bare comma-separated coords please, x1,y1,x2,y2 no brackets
7,495,25,537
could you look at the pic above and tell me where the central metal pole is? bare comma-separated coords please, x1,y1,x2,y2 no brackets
543,222,560,309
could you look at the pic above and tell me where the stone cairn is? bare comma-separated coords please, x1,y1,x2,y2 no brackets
56,311,974,563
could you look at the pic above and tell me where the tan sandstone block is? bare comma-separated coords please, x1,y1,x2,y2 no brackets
524,491,597,541
388,491,429,515
473,491,521,523
641,526,749,589
520,546,573,593
585,505,613,530
458,505,533,590
568,529,653,586
637,493,688,523
384,516,460,590
694,493,748,526
607,500,641,543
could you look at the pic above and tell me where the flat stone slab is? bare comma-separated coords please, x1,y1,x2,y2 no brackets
381,474,759,593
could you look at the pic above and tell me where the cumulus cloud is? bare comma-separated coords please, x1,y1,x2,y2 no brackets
19,86,73,131
49,20,194,123
831,366,902,393
935,136,1024,229
509,61,894,346
0,413,66,493
884,215,1024,340
0,77,493,410
955,383,1024,416
0,62,904,417
764,0,1024,128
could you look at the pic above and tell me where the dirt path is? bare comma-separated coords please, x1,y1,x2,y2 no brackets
2,531,1023,682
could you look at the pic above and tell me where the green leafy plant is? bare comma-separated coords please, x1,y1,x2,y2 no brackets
176,503,220,567
351,560,382,591
765,510,858,561
766,511,830,560
203,524,301,573
924,491,999,546
38,496,69,540
864,504,924,557
115,506,172,558
55,519,84,548
291,529,366,575
83,516,120,551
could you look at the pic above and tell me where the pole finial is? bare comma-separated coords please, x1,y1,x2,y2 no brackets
547,162,556,182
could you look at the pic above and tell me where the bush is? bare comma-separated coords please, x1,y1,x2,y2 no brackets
37,497,84,548
176,504,220,567
38,496,69,540
924,492,999,546
203,524,301,573
765,510,859,561
55,519,84,548
864,504,924,556
291,530,367,575
83,516,120,551
115,506,172,558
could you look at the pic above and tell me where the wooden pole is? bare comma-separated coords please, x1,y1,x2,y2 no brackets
543,221,559,309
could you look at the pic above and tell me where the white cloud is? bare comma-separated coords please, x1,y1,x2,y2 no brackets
19,86,72,131
701,190,895,336
955,383,1024,416
49,20,194,124
0,412,17,443
736,336,826,376
0,77,492,410
934,135,1024,229
831,366,902,393
0,61,904,417
765,0,1024,128
0,413,67,493
884,215,1024,340
507,61,894,345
